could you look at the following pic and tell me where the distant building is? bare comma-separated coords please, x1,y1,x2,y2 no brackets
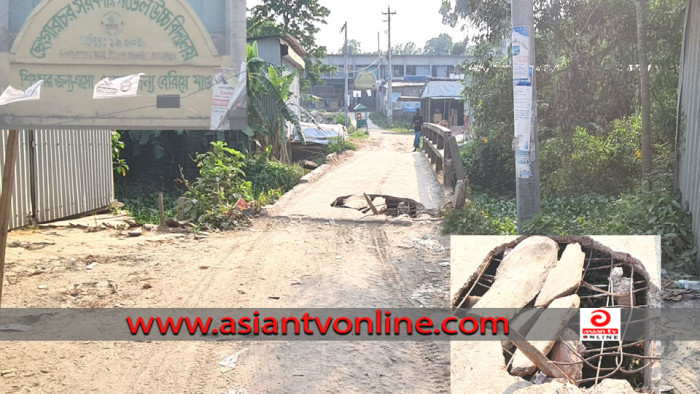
312,54,469,113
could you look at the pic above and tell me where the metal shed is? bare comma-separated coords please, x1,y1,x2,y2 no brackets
677,0,700,272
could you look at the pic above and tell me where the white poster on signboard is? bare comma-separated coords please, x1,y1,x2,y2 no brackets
93,73,145,99
0,80,43,106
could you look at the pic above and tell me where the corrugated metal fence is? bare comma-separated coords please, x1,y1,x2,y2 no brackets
0,131,32,229
0,130,113,229
677,0,700,271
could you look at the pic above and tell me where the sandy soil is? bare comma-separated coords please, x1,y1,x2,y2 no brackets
659,296,700,394
0,130,451,393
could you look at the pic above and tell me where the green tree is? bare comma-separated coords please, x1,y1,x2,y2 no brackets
423,33,454,55
250,0,333,88
439,0,684,194
394,42,421,55
451,41,467,56
339,39,362,55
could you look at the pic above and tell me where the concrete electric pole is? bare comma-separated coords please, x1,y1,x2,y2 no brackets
383,6,396,125
224,0,246,131
342,22,349,128
511,0,541,231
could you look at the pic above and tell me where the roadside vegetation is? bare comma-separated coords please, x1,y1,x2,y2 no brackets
439,0,696,275
369,112,412,132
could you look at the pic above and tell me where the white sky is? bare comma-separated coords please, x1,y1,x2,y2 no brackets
248,0,471,54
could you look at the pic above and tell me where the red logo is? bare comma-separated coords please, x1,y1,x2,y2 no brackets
590,309,611,327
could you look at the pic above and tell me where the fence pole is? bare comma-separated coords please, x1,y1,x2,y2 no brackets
0,130,20,307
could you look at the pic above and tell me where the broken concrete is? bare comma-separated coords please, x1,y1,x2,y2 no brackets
550,328,585,381
453,179,468,210
535,243,585,307
510,295,581,377
474,236,559,309
452,341,532,393
330,194,432,217
514,380,581,394
582,379,636,393
610,266,634,307
507,309,542,349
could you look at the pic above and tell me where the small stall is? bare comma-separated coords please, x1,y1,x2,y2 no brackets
397,80,466,128
354,103,368,130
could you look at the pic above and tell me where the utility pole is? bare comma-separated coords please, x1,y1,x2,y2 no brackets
225,0,246,131
383,6,396,125
341,22,349,128
511,0,541,231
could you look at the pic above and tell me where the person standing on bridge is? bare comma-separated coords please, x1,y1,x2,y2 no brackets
409,108,424,152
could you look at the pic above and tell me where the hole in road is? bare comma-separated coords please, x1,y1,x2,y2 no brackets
330,194,426,218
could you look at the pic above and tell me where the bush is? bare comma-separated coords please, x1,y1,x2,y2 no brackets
245,146,305,198
369,112,388,128
334,113,348,126
111,130,129,177
441,200,500,235
540,116,642,195
368,112,411,131
120,193,178,225
327,137,357,154
180,141,253,229
521,191,697,275
460,123,515,196
349,129,369,139
443,191,698,275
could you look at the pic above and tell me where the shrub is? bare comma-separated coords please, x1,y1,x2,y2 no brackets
441,201,498,235
521,191,697,275
369,112,388,129
180,141,253,229
120,193,178,225
443,191,698,275
245,146,305,199
334,113,348,126
460,123,515,196
111,131,129,177
327,137,357,154
540,116,642,195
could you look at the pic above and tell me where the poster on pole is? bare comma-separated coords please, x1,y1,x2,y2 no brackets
516,150,532,179
514,85,532,151
210,67,247,130
512,26,530,82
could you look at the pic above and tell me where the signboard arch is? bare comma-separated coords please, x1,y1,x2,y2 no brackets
0,0,240,130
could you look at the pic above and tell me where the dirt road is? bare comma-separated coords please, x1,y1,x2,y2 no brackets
0,130,451,393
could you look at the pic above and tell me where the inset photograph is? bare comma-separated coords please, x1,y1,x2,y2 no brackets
450,235,671,393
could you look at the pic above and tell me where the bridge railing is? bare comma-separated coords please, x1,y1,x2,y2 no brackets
422,123,467,189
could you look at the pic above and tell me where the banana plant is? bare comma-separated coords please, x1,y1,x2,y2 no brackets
246,42,304,162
